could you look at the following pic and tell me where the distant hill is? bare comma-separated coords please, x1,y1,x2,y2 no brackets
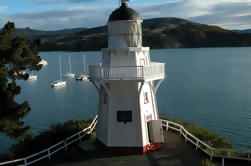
232,29,251,34
141,18,251,49
11,17,251,51
10,27,88,38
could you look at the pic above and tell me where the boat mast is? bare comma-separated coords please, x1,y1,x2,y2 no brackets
83,54,86,73
69,55,72,74
59,55,62,80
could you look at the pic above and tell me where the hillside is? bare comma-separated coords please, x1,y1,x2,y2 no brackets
232,29,251,34
34,17,251,51
12,27,87,38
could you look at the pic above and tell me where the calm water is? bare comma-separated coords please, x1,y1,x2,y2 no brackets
1,47,251,153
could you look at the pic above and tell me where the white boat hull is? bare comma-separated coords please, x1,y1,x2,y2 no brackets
39,60,48,66
52,81,67,87
28,75,38,80
76,74,89,81
64,73,75,78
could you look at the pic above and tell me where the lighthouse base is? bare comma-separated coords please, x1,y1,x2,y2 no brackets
95,138,163,154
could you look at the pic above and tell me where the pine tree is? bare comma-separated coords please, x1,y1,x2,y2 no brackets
0,22,42,140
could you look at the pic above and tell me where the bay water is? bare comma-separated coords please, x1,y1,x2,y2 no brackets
1,47,251,153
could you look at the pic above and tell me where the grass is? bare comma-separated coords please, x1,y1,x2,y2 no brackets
161,117,235,157
0,116,242,164
172,119,234,149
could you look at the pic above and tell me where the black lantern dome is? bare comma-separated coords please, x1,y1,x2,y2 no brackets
108,3,140,21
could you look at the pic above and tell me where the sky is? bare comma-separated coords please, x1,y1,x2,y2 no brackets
1,0,251,30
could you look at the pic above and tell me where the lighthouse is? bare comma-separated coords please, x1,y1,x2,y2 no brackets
89,1,166,153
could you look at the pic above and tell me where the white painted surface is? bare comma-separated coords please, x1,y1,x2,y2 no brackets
108,82,141,146
147,120,164,143
96,86,109,144
108,20,142,49
139,82,159,146
89,63,165,81
95,11,165,149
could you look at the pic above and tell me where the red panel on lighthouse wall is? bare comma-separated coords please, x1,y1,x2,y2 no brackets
96,138,163,154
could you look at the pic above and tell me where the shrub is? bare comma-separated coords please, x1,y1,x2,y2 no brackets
202,159,219,166
161,117,234,150
10,118,93,158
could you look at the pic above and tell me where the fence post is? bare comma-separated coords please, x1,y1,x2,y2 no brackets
64,141,67,150
179,127,182,136
228,149,230,156
48,149,51,160
248,150,250,163
210,148,214,161
185,132,187,143
166,121,169,131
196,140,198,151
222,158,224,166
79,133,82,143
24,158,27,166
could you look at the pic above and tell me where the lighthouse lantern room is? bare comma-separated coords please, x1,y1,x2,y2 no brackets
89,1,166,153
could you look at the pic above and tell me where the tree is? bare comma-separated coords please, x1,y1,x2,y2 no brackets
0,22,42,140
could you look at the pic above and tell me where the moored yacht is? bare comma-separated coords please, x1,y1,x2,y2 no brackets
64,55,75,78
39,59,48,66
76,54,89,81
51,80,66,87
52,56,66,88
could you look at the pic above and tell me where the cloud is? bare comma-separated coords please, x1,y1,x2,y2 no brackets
0,6,8,12
0,6,113,30
36,0,113,4
2,0,251,30
185,1,251,29
135,0,251,29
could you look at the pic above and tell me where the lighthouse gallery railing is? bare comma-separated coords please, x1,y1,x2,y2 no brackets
89,62,165,81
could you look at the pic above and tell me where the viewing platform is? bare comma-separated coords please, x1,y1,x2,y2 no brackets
37,131,207,166
89,62,165,82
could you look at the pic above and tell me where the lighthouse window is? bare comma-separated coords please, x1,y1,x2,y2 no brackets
144,92,149,104
117,111,132,123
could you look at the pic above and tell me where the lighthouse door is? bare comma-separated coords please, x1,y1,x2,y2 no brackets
147,120,164,143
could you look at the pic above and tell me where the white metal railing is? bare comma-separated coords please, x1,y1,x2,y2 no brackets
89,62,165,81
161,119,251,166
1,116,250,166
0,115,98,166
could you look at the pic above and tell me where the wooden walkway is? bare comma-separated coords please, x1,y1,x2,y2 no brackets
38,131,207,166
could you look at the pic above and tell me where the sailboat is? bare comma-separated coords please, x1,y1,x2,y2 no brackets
28,71,37,80
64,55,75,78
38,59,48,66
77,54,89,81
52,56,66,88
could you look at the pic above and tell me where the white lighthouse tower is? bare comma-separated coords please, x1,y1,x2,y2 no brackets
89,1,166,153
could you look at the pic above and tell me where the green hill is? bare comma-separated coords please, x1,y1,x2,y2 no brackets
232,29,251,34
29,17,251,51
10,27,87,38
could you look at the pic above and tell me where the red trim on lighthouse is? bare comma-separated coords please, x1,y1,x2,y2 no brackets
149,142,164,151
96,138,163,154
